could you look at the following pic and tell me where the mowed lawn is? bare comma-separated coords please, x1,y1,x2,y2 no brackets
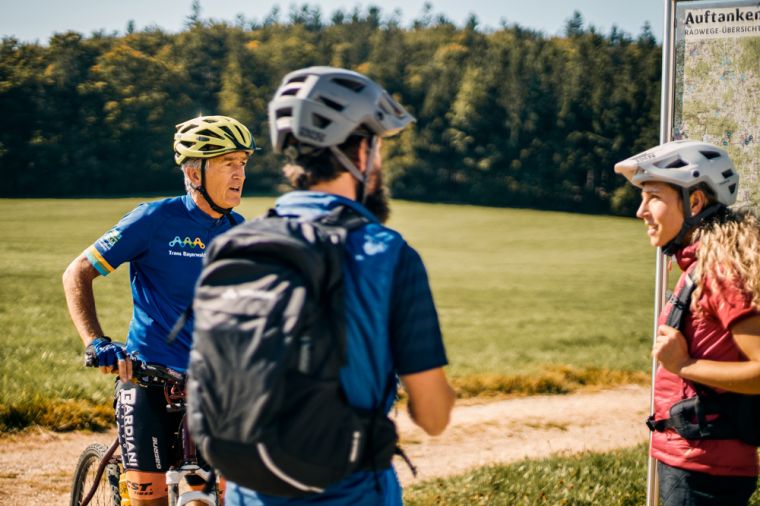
0,197,658,430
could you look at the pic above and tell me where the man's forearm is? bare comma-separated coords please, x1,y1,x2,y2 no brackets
62,255,105,346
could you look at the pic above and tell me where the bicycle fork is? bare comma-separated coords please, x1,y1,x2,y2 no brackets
166,467,216,506
166,416,217,506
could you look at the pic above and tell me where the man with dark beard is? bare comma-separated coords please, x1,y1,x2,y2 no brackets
224,67,455,506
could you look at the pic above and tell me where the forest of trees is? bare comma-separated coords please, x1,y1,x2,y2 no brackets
0,4,661,215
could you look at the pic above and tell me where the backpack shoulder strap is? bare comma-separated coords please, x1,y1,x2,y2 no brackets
316,205,370,232
265,205,369,230
665,268,719,397
664,270,697,330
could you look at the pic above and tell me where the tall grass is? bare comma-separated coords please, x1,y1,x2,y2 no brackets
0,197,657,430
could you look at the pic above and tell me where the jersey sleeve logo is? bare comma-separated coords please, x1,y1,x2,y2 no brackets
168,236,206,249
97,228,122,252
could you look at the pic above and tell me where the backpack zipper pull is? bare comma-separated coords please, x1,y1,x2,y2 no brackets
299,335,312,374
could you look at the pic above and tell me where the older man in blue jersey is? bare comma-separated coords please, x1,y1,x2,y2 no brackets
62,115,256,506
224,67,455,506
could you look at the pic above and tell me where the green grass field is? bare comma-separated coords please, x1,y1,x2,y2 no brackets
404,444,760,505
0,197,658,431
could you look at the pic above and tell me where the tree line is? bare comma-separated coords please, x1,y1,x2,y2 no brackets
0,4,660,215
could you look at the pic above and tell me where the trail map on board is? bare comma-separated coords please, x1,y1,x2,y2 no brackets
674,1,760,208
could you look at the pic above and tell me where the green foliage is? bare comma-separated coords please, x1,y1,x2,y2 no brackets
0,6,659,214
610,184,640,216
0,197,654,431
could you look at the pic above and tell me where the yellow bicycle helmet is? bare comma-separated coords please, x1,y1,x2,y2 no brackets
173,115,255,165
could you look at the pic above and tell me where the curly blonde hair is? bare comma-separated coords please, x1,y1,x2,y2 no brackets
691,207,760,313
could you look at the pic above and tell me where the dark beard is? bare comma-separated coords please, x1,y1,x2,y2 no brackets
361,168,391,224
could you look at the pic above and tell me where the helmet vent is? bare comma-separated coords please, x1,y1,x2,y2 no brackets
332,77,365,93
729,183,737,194
218,126,235,140
317,96,345,112
664,158,688,169
195,131,217,151
701,150,721,160
286,75,308,84
280,88,299,97
722,169,735,178
275,107,293,119
380,93,406,118
312,113,332,129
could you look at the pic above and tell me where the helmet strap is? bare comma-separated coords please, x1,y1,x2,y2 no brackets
329,145,366,202
328,136,379,204
194,159,236,224
662,187,724,255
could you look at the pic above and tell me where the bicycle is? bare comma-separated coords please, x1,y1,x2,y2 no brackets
69,355,220,506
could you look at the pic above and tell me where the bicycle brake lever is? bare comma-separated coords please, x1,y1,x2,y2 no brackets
84,347,97,367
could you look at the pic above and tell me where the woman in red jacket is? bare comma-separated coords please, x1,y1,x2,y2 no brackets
615,140,760,506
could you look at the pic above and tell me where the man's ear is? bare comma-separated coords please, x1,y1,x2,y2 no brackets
186,165,202,187
689,189,707,215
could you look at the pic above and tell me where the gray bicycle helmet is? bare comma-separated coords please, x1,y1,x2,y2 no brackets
614,140,739,206
269,66,414,152
614,140,740,254
268,67,414,190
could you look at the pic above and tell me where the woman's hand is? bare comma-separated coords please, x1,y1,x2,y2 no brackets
653,324,694,375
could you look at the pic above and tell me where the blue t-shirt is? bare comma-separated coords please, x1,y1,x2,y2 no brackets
225,192,448,506
86,194,243,371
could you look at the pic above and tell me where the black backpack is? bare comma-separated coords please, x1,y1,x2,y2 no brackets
646,271,760,446
185,206,401,497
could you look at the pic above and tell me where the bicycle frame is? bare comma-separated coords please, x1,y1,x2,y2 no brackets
166,413,219,506
78,436,219,506
75,358,219,506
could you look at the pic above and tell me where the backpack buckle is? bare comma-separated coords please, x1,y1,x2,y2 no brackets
646,415,662,432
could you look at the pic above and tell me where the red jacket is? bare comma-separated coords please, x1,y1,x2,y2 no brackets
651,242,759,477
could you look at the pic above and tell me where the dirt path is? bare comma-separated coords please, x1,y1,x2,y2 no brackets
393,384,650,484
0,384,649,505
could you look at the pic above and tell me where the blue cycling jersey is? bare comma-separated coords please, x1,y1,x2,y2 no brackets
86,194,243,371
226,191,448,506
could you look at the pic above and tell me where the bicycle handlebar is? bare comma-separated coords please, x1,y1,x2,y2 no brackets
85,351,185,385
131,358,185,385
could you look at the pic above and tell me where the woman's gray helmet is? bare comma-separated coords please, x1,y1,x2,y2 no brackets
268,66,414,187
614,140,740,255
614,140,739,206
